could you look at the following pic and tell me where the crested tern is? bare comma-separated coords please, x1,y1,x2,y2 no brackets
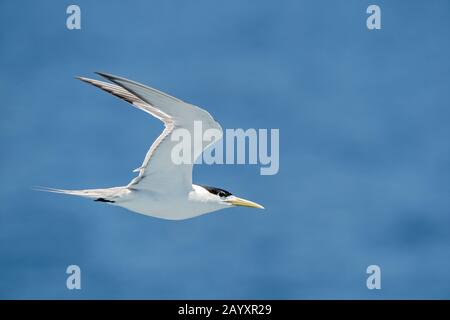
40,73,264,220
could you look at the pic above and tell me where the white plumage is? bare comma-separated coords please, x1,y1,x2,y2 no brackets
39,73,263,220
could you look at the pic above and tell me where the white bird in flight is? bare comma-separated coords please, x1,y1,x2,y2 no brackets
40,72,264,220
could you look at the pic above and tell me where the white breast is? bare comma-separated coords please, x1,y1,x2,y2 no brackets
115,185,227,220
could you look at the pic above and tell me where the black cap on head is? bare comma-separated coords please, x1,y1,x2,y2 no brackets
200,185,232,198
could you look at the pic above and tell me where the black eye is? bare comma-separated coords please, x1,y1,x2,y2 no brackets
219,192,227,198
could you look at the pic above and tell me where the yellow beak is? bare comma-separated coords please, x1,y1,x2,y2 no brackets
226,196,264,209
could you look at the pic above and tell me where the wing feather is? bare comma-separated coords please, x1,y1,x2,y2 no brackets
78,73,222,194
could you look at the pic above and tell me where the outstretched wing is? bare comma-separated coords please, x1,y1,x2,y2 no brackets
78,73,222,194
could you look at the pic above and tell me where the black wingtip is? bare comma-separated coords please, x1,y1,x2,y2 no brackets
95,71,115,81
94,197,115,203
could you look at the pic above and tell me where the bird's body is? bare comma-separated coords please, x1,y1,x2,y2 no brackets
116,185,229,220
40,73,263,220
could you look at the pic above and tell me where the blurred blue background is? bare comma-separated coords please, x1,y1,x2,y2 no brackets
1,0,449,299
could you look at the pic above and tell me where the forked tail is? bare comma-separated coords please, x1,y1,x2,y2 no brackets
34,186,128,203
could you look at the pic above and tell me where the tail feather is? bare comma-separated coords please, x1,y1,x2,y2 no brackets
34,186,127,202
